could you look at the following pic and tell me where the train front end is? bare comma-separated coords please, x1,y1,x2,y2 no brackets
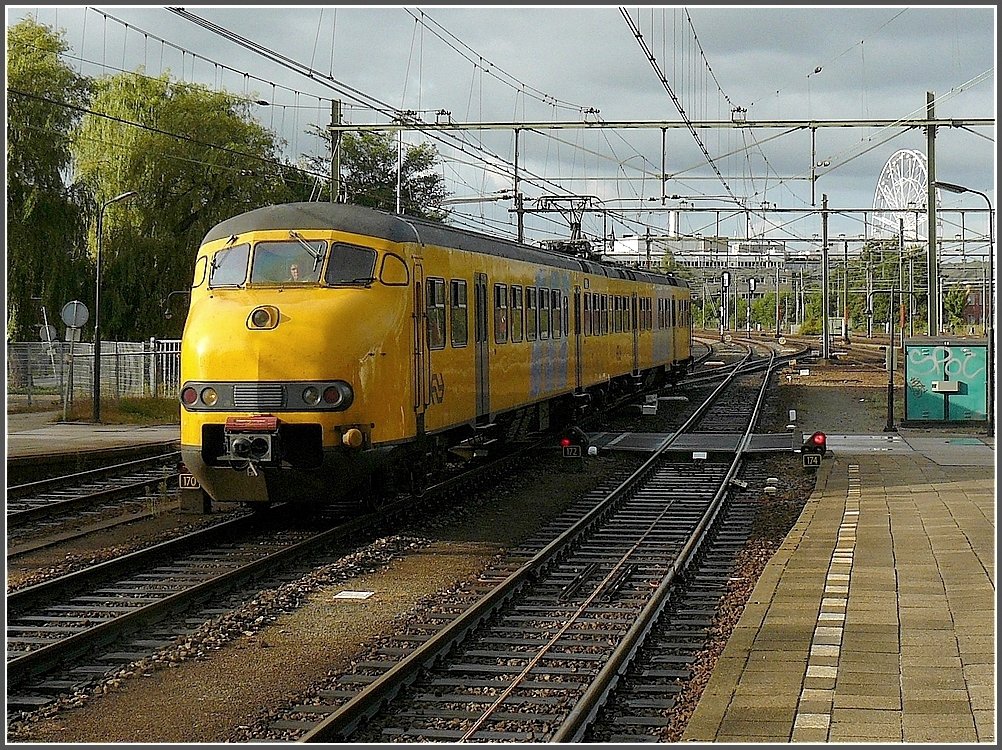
179,212,411,506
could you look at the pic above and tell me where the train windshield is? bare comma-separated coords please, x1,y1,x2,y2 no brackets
325,243,376,286
250,240,326,284
208,243,250,287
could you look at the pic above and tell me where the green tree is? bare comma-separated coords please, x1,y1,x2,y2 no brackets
6,17,92,340
305,127,449,221
72,71,297,338
942,287,969,333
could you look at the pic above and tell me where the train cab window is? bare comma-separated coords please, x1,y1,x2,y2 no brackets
494,283,508,344
325,243,376,285
426,277,446,350
552,290,562,338
583,293,592,336
208,243,250,287
250,240,325,284
526,287,537,341
539,289,550,340
510,285,524,343
450,279,468,347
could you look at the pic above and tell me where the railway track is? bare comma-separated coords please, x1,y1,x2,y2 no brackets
238,350,789,742
3,432,568,716
7,453,182,536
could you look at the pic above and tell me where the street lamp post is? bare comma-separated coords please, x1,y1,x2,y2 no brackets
93,190,138,422
934,181,994,437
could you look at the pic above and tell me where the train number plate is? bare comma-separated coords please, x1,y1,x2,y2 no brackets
802,453,822,468
179,473,200,490
562,445,583,458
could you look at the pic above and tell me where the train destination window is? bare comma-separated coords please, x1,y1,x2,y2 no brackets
526,287,537,341
427,278,446,350
494,283,508,343
450,279,468,347
250,240,325,284
539,289,550,340
325,243,376,285
510,285,524,342
209,243,250,287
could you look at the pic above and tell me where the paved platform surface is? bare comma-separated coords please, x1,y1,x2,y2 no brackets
6,410,179,460
683,430,996,743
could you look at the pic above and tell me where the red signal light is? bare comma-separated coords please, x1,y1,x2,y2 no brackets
559,437,573,448
810,431,826,446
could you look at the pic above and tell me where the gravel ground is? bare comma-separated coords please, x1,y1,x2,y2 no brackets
7,347,924,743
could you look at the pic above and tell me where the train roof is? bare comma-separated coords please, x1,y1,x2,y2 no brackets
202,202,688,289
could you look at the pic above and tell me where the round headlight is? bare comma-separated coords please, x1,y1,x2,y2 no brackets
201,387,218,406
250,308,271,328
302,386,321,406
180,387,198,405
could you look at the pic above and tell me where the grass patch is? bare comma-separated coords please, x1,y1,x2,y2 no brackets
64,397,181,425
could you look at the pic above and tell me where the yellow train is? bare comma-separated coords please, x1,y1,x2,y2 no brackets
179,203,692,506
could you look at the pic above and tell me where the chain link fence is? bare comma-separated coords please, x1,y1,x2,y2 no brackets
6,339,181,407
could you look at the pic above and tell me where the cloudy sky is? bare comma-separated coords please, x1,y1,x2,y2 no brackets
7,4,997,253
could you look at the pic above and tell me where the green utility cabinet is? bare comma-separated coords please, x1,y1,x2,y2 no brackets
903,337,990,423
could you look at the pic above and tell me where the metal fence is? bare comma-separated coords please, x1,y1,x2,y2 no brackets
7,338,181,405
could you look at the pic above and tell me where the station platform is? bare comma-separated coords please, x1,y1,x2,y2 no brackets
5,410,179,483
683,430,996,743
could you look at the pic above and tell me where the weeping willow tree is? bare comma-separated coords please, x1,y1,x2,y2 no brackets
6,17,92,340
72,72,298,338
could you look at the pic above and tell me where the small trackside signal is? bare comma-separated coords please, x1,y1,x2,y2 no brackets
801,431,826,469
802,431,827,455
559,426,589,458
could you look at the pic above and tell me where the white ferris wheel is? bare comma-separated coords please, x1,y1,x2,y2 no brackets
871,149,941,240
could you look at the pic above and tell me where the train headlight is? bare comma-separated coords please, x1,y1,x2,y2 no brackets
201,387,218,406
302,386,322,406
247,305,279,330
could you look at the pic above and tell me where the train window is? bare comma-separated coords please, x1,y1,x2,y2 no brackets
450,279,468,347
526,287,537,341
591,293,600,335
563,294,569,337
208,243,250,287
427,278,446,350
552,290,562,338
250,240,325,284
583,293,591,336
326,243,376,285
510,285,524,343
379,253,409,286
191,256,208,289
539,289,550,340
494,283,508,344
601,294,609,335
614,296,622,333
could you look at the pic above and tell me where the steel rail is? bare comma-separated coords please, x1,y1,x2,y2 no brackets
551,352,779,741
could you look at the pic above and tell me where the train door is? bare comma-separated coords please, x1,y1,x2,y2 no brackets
631,292,640,375
474,272,490,417
413,262,429,433
573,286,583,390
